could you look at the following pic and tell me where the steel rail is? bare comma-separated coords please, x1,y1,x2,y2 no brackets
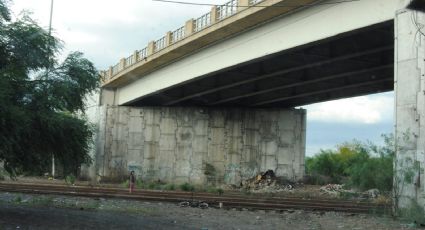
0,183,389,214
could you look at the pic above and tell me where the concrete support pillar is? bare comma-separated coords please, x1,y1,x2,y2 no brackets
394,8,425,209
237,0,250,11
165,31,172,46
147,41,155,56
185,19,195,36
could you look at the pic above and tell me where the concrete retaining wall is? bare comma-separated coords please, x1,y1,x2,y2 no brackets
94,106,306,185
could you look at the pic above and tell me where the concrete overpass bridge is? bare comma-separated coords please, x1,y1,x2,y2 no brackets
91,0,425,208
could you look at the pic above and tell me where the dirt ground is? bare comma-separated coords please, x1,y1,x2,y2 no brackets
0,192,411,230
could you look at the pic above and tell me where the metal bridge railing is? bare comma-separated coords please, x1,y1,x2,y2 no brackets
194,12,212,32
171,26,185,43
154,36,166,52
217,0,238,21
125,55,135,67
103,0,270,82
111,63,121,76
138,47,147,60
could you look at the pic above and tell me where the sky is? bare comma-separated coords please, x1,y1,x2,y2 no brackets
10,0,394,156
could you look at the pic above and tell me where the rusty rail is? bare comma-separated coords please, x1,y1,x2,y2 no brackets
0,183,390,214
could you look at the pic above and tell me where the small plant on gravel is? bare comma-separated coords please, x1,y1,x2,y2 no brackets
31,196,53,206
0,168,6,181
147,181,157,190
206,186,224,195
136,179,143,189
216,188,224,195
13,196,22,203
122,179,129,188
65,175,76,185
80,200,100,210
180,182,195,192
164,183,176,190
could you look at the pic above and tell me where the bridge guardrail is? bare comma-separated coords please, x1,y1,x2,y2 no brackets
101,0,271,83
194,12,212,32
171,26,185,44
217,0,238,20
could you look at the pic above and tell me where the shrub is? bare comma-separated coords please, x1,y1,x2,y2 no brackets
164,183,176,190
305,134,394,191
147,181,157,189
0,169,5,181
179,182,195,192
65,174,76,185
122,179,129,188
216,188,224,195
136,179,143,189
14,196,22,203
205,186,224,195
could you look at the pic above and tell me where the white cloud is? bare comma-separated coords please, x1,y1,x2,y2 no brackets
304,92,394,124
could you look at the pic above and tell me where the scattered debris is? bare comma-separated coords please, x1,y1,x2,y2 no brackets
241,170,296,193
363,189,380,199
178,200,209,209
320,185,382,200
320,184,344,196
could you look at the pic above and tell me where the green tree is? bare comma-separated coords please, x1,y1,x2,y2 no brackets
0,0,99,177
305,135,394,191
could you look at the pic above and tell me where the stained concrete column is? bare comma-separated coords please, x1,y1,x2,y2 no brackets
394,6,425,209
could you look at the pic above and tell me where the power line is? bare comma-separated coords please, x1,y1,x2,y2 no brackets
151,0,360,7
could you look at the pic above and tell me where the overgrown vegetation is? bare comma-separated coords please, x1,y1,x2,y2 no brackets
65,175,76,185
398,199,425,226
306,134,394,191
0,0,99,177
179,182,195,192
0,167,7,181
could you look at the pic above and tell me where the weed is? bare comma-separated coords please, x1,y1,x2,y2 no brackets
216,188,224,195
122,179,129,188
179,182,195,192
0,170,5,181
13,196,22,203
65,175,76,185
136,179,143,189
31,196,53,206
79,200,100,210
147,181,157,190
164,183,176,190
205,186,224,195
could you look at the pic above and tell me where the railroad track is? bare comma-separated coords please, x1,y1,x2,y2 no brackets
0,182,390,214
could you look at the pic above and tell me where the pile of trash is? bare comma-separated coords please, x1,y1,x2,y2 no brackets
241,170,296,193
320,184,381,199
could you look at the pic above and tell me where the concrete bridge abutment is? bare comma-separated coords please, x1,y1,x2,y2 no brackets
92,103,306,185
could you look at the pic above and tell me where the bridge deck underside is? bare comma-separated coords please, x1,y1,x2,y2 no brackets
127,21,394,108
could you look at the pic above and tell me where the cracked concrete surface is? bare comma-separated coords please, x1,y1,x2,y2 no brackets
91,106,305,185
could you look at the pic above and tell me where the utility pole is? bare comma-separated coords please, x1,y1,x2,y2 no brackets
48,0,55,178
